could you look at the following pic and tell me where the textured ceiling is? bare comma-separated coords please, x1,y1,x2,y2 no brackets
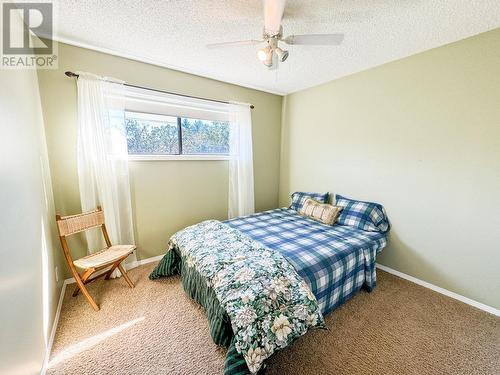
54,1,500,95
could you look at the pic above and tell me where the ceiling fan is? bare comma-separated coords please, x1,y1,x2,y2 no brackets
206,0,344,68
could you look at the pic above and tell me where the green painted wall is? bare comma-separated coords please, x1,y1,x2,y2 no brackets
38,42,283,278
279,28,500,309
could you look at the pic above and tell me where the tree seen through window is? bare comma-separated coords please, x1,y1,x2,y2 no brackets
125,111,229,155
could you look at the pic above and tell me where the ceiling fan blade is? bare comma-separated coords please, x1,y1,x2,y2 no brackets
283,34,344,45
206,40,263,49
263,0,286,35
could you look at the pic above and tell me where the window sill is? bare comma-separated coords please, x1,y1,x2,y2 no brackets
128,154,230,161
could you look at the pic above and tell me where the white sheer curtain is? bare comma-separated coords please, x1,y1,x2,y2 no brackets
76,72,136,276
228,102,255,218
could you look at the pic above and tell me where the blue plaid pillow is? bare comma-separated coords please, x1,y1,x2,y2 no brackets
335,194,390,233
290,191,329,211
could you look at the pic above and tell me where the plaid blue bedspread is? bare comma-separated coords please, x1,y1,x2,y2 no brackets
226,208,387,316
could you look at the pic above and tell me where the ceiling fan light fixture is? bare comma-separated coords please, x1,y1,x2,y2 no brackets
257,46,271,61
275,47,289,62
263,53,273,67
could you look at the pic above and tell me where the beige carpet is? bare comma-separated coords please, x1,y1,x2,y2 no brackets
47,263,500,375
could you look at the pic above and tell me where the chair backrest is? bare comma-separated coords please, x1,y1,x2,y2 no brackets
55,206,112,267
56,206,105,237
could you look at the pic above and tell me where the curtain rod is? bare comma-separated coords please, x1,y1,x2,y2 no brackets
64,71,254,109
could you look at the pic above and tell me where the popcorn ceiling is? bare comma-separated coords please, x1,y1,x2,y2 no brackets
58,0,500,94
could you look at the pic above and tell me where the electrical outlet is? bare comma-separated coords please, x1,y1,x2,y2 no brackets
55,266,59,282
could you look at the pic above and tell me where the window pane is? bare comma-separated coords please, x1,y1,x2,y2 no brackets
125,111,179,154
181,117,230,155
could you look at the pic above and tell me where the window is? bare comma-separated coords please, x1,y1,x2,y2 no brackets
126,112,179,155
125,112,230,158
124,86,231,160
181,118,229,155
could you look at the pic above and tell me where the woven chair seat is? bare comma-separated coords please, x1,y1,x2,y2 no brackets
74,245,136,269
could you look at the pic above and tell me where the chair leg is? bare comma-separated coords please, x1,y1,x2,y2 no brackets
104,261,121,280
57,235,99,311
118,264,135,288
74,273,99,311
73,268,95,297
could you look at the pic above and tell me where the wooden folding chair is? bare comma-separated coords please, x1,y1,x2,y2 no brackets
56,206,136,311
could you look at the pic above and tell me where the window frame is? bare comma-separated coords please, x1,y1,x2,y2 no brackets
124,88,231,161
127,153,230,161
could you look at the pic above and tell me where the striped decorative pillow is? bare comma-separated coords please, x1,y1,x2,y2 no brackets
299,198,343,225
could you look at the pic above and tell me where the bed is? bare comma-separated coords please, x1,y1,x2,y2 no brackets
150,206,388,374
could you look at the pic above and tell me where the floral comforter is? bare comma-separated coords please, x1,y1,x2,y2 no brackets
165,220,325,373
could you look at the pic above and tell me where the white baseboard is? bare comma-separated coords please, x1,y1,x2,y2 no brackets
125,254,164,270
40,278,70,375
40,254,164,374
376,263,500,317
